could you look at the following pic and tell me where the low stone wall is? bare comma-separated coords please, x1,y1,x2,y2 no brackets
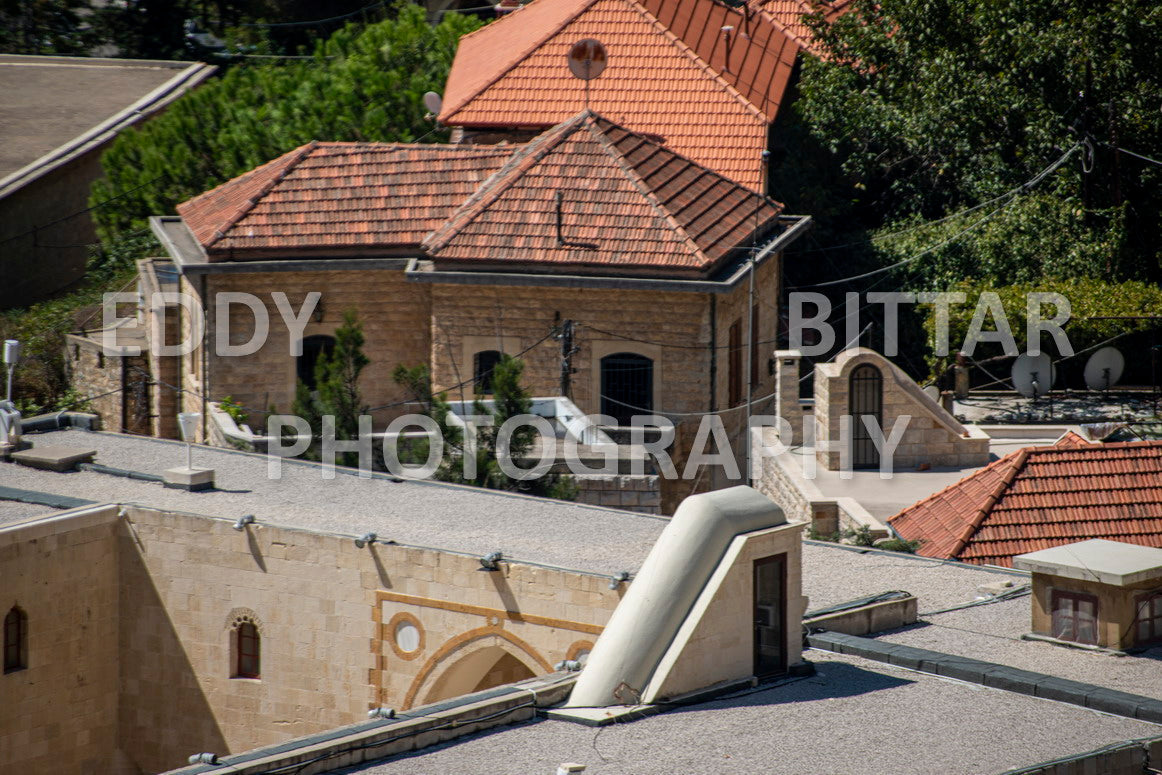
804,594,917,637
574,474,661,515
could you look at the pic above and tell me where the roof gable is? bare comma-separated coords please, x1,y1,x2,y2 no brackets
438,0,788,190
889,440,1162,567
176,143,512,258
422,111,782,275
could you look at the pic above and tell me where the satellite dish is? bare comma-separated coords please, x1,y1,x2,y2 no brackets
422,91,443,115
1011,353,1055,398
1084,346,1125,391
922,385,940,402
567,39,607,81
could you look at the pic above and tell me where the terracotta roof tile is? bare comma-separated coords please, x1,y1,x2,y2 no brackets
888,440,1162,567
176,143,512,258
751,0,850,53
439,0,796,190
422,111,782,274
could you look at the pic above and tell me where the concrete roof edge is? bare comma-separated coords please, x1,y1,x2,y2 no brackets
0,61,216,199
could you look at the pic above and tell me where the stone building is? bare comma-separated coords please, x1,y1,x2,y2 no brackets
131,110,811,511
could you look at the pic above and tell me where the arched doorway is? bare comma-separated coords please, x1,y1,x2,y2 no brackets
422,645,536,705
849,364,883,469
600,352,653,426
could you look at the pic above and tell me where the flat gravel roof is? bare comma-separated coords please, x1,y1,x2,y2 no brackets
0,56,198,179
335,651,1160,775
1,429,667,576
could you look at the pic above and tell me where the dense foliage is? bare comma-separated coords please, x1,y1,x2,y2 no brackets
790,0,1162,288
393,358,577,500
91,3,480,240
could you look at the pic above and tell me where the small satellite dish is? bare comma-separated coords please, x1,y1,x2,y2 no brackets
1084,346,1125,391
567,39,607,82
422,91,443,115
1011,353,1055,398
922,385,940,403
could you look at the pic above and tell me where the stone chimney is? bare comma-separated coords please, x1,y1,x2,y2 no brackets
774,350,804,445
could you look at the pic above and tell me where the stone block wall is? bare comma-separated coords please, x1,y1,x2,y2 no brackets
813,348,990,471
0,506,124,775
0,504,621,775
573,474,662,514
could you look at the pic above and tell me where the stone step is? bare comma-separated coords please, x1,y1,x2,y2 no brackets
10,444,97,472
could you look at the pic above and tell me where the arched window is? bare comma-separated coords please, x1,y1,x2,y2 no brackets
297,335,335,391
474,350,504,395
4,606,27,673
233,620,261,679
601,353,653,427
849,364,883,469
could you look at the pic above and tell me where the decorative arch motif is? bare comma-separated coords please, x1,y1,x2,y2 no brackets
4,605,28,673
225,608,264,680
402,627,551,710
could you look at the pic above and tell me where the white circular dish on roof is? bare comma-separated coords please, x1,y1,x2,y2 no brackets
1083,346,1125,391
423,91,442,115
922,385,940,402
567,39,608,81
1011,352,1055,398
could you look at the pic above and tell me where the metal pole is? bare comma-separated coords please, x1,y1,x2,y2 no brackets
186,440,192,470
5,366,12,403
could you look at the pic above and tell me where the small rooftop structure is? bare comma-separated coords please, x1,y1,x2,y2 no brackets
889,437,1162,567
1015,539,1162,651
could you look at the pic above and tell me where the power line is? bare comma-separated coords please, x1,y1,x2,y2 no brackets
1108,143,1162,168
788,142,1083,290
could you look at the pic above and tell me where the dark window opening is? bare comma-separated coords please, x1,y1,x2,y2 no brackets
1052,590,1098,645
849,364,883,469
235,622,261,679
4,606,27,673
297,335,335,391
753,554,786,677
601,353,653,426
474,350,503,395
728,320,742,406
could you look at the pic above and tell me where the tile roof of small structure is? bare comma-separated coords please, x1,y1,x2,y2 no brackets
423,111,782,275
174,111,782,273
176,143,512,258
438,0,803,189
888,437,1162,567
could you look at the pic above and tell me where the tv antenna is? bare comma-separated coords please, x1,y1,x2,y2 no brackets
1011,353,1055,399
1083,346,1124,391
567,38,607,111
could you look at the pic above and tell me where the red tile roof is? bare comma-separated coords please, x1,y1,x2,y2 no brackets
751,0,850,54
175,112,782,273
177,143,512,258
422,111,782,275
438,0,800,190
888,438,1162,568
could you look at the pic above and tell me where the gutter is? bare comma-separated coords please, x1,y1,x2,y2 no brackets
0,60,217,199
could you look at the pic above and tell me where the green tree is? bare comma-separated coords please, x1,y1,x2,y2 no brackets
393,356,576,500
90,3,481,241
291,308,369,465
0,0,98,54
796,0,1162,286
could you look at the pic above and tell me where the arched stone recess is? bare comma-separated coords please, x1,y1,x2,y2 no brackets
403,627,551,710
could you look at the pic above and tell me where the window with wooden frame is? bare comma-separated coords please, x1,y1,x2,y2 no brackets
4,605,27,673
728,320,742,406
1136,593,1162,645
234,621,261,679
1051,590,1098,645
